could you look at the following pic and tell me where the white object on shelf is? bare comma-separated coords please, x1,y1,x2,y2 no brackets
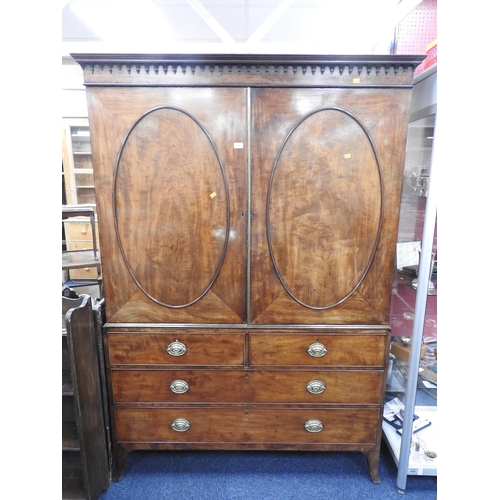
396,240,421,269
383,406,437,476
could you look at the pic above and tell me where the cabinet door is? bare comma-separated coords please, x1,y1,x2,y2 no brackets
86,87,247,323
250,88,411,325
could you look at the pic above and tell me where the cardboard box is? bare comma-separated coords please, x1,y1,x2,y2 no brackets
424,40,437,69
390,339,427,362
414,39,437,77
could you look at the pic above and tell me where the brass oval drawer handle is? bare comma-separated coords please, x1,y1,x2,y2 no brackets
306,380,326,394
171,418,190,432
305,419,323,433
307,342,328,358
170,380,189,394
166,340,187,357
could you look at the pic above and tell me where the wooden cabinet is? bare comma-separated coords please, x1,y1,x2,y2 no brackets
63,220,100,280
62,119,100,280
62,119,96,206
62,206,101,288
72,53,424,483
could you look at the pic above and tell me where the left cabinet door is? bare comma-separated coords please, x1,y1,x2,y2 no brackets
86,87,248,323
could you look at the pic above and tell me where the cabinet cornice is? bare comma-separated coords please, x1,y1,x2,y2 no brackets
70,54,425,88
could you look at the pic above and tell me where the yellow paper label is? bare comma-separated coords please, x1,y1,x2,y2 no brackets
353,78,360,83
210,192,217,198
344,153,351,159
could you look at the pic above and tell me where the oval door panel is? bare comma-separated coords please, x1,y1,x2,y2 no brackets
114,106,229,308
267,108,382,309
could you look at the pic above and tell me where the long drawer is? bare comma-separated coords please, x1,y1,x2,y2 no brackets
250,333,387,367
115,407,379,444
111,369,383,404
107,332,245,366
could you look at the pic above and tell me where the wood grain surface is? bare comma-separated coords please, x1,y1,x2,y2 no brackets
250,87,411,324
86,87,247,323
111,368,383,404
114,407,379,445
107,332,245,366
249,332,386,366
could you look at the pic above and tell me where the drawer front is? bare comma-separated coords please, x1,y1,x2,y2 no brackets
69,266,99,280
250,333,386,367
107,333,245,366
115,407,379,444
111,369,383,404
64,221,99,242
67,240,100,251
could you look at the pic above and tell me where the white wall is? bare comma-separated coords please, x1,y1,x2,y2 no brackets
62,58,88,118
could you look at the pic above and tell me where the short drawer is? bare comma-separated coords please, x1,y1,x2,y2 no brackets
107,332,244,366
67,240,100,251
111,369,383,404
115,407,379,445
64,221,99,241
250,333,387,367
69,266,99,280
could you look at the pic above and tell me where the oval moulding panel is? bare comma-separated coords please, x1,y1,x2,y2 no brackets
267,108,382,309
114,106,230,308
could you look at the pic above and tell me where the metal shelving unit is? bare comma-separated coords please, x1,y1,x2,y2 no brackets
384,64,438,493
62,204,102,298
383,406,437,476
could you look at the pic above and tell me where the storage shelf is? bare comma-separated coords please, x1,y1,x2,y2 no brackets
62,371,73,395
62,250,100,270
395,271,437,296
62,450,86,499
62,421,80,451
383,406,437,476
62,476,86,500
62,214,98,224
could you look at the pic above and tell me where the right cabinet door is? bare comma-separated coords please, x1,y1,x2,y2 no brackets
250,87,412,325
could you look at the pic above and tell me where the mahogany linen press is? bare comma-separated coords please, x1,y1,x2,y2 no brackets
72,53,424,482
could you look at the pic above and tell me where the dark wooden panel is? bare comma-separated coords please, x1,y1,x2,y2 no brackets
62,336,71,371
115,407,379,444
86,87,247,323
107,332,245,366
250,333,387,367
115,107,229,308
250,87,412,324
62,450,85,499
268,108,381,309
111,369,382,404
62,392,76,422
65,296,109,498
62,370,73,395
72,54,424,88
62,421,80,451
